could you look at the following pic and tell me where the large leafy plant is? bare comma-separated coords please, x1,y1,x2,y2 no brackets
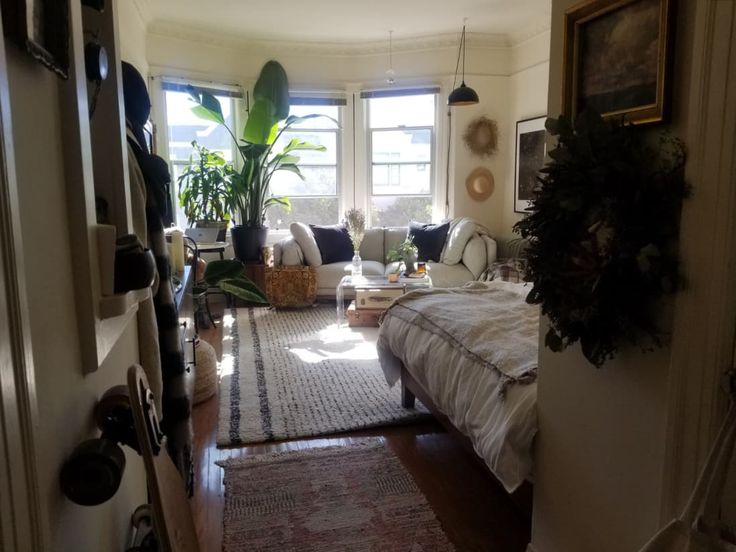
514,109,688,367
193,259,267,304
187,61,334,228
177,141,234,225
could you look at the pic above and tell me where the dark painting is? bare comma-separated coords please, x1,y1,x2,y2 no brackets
578,0,660,115
518,130,545,201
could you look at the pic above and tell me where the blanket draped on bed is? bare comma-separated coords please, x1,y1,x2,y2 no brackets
381,282,538,397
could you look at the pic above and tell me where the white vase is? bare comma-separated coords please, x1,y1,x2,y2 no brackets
351,251,362,277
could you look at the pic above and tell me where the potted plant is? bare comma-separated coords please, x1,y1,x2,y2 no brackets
187,61,335,262
386,236,418,274
177,141,233,241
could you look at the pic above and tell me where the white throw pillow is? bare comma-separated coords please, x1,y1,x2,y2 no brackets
442,218,477,265
462,235,487,279
482,235,498,265
289,222,322,267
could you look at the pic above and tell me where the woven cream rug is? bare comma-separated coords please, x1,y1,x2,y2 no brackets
217,440,455,551
217,306,428,446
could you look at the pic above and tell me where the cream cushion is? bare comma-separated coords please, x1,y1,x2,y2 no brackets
290,222,322,267
442,218,478,265
462,235,488,279
358,228,384,262
279,237,305,266
481,235,499,266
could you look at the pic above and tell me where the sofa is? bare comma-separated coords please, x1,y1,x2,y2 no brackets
273,218,498,297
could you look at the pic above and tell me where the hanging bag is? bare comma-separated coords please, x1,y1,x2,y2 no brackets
639,404,736,552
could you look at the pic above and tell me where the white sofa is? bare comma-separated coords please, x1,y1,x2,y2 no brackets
273,219,498,297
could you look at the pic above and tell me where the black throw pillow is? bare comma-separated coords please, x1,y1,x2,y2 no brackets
409,221,450,262
309,224,354,264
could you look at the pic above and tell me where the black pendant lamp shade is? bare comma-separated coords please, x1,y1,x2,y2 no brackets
448,24,479,106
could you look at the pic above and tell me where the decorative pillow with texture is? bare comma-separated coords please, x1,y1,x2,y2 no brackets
289,222,322,267
309,224,353,264
409,221,450,262
485,258,528,283
442,218,478,265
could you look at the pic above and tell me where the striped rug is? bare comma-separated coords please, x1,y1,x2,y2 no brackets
217,440,455,551
216,306,428,446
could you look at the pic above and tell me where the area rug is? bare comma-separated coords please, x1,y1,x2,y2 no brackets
217,306,428,446
217,440,455,551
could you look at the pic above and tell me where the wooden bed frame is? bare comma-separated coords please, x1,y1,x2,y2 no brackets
400,364,533,517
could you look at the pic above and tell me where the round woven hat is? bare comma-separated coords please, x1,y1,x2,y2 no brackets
465,167,495,201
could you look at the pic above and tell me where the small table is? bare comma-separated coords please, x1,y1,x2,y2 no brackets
196,241,228,260
336,274,432,325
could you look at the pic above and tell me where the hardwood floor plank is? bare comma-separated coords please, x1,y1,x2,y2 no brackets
191,300,530,551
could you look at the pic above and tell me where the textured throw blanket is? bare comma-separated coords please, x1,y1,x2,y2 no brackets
382,282,539,396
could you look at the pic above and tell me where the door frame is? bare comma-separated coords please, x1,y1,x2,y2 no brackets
0,9,48,551
661,0,736,521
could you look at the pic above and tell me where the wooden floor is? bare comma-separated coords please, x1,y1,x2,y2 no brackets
192,302,531,551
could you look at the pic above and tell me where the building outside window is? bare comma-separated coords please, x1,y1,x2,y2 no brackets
365,92,436,227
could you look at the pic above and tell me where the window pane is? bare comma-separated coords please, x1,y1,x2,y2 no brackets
265,197,339,228
372,164,430,195
371,129,431,164
166,90,235,162
273,130,337,164
369,94,435,128
286,105,340,129
270,166,337,196
371,196,432,227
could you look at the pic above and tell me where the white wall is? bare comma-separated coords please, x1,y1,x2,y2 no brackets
118,0,149,78
145,25,550,236
5,25,145,552
530,1,700,550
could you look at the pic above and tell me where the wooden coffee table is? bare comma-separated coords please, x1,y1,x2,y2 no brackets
336,274,432,325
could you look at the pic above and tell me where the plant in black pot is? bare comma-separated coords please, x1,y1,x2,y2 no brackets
187,61,335,262
177,141,234,241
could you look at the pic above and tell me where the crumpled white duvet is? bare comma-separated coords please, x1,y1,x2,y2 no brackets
377,280,538,492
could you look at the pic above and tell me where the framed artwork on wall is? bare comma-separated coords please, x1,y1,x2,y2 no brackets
562,0,674,125
514,116,547,214
0,0,69,79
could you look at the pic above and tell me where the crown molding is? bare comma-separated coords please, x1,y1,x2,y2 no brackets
147,21,511,56
508,19,552,47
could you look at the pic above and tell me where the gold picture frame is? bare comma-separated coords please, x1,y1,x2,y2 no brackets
562,0,674,125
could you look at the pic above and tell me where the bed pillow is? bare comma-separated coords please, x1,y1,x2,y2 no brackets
289,222,322,267
309,224,354,264
442,218,478,265
408,221,450,262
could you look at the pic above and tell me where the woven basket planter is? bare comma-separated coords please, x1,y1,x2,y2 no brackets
265,266,317,308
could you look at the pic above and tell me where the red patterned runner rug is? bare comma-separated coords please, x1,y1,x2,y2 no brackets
217,440,455,551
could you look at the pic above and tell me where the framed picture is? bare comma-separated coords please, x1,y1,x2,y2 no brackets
1,0,69,79
514,116,547,213
562,0,674,125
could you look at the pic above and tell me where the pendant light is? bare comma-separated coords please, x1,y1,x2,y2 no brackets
448,24,479,106
385,30,396,85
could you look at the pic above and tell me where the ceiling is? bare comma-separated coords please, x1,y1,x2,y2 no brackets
146,0,551,44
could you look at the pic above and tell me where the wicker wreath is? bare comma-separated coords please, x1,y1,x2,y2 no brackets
463,116,498,157
513,110,688,368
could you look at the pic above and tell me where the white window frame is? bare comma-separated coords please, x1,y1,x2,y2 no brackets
362,88,440,227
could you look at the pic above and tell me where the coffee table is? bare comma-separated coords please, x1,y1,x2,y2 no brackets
336,274,432,325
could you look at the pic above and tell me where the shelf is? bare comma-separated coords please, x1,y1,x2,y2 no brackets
99,287,151,319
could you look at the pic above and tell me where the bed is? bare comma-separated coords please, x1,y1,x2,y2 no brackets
377,280,538,508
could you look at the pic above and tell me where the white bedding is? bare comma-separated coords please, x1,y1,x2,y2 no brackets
377,281,538,492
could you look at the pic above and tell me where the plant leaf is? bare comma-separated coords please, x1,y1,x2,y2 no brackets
219,277,268,303
252,60,290,121
187,86,225,125
203,259,244,285
243,97,279,145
